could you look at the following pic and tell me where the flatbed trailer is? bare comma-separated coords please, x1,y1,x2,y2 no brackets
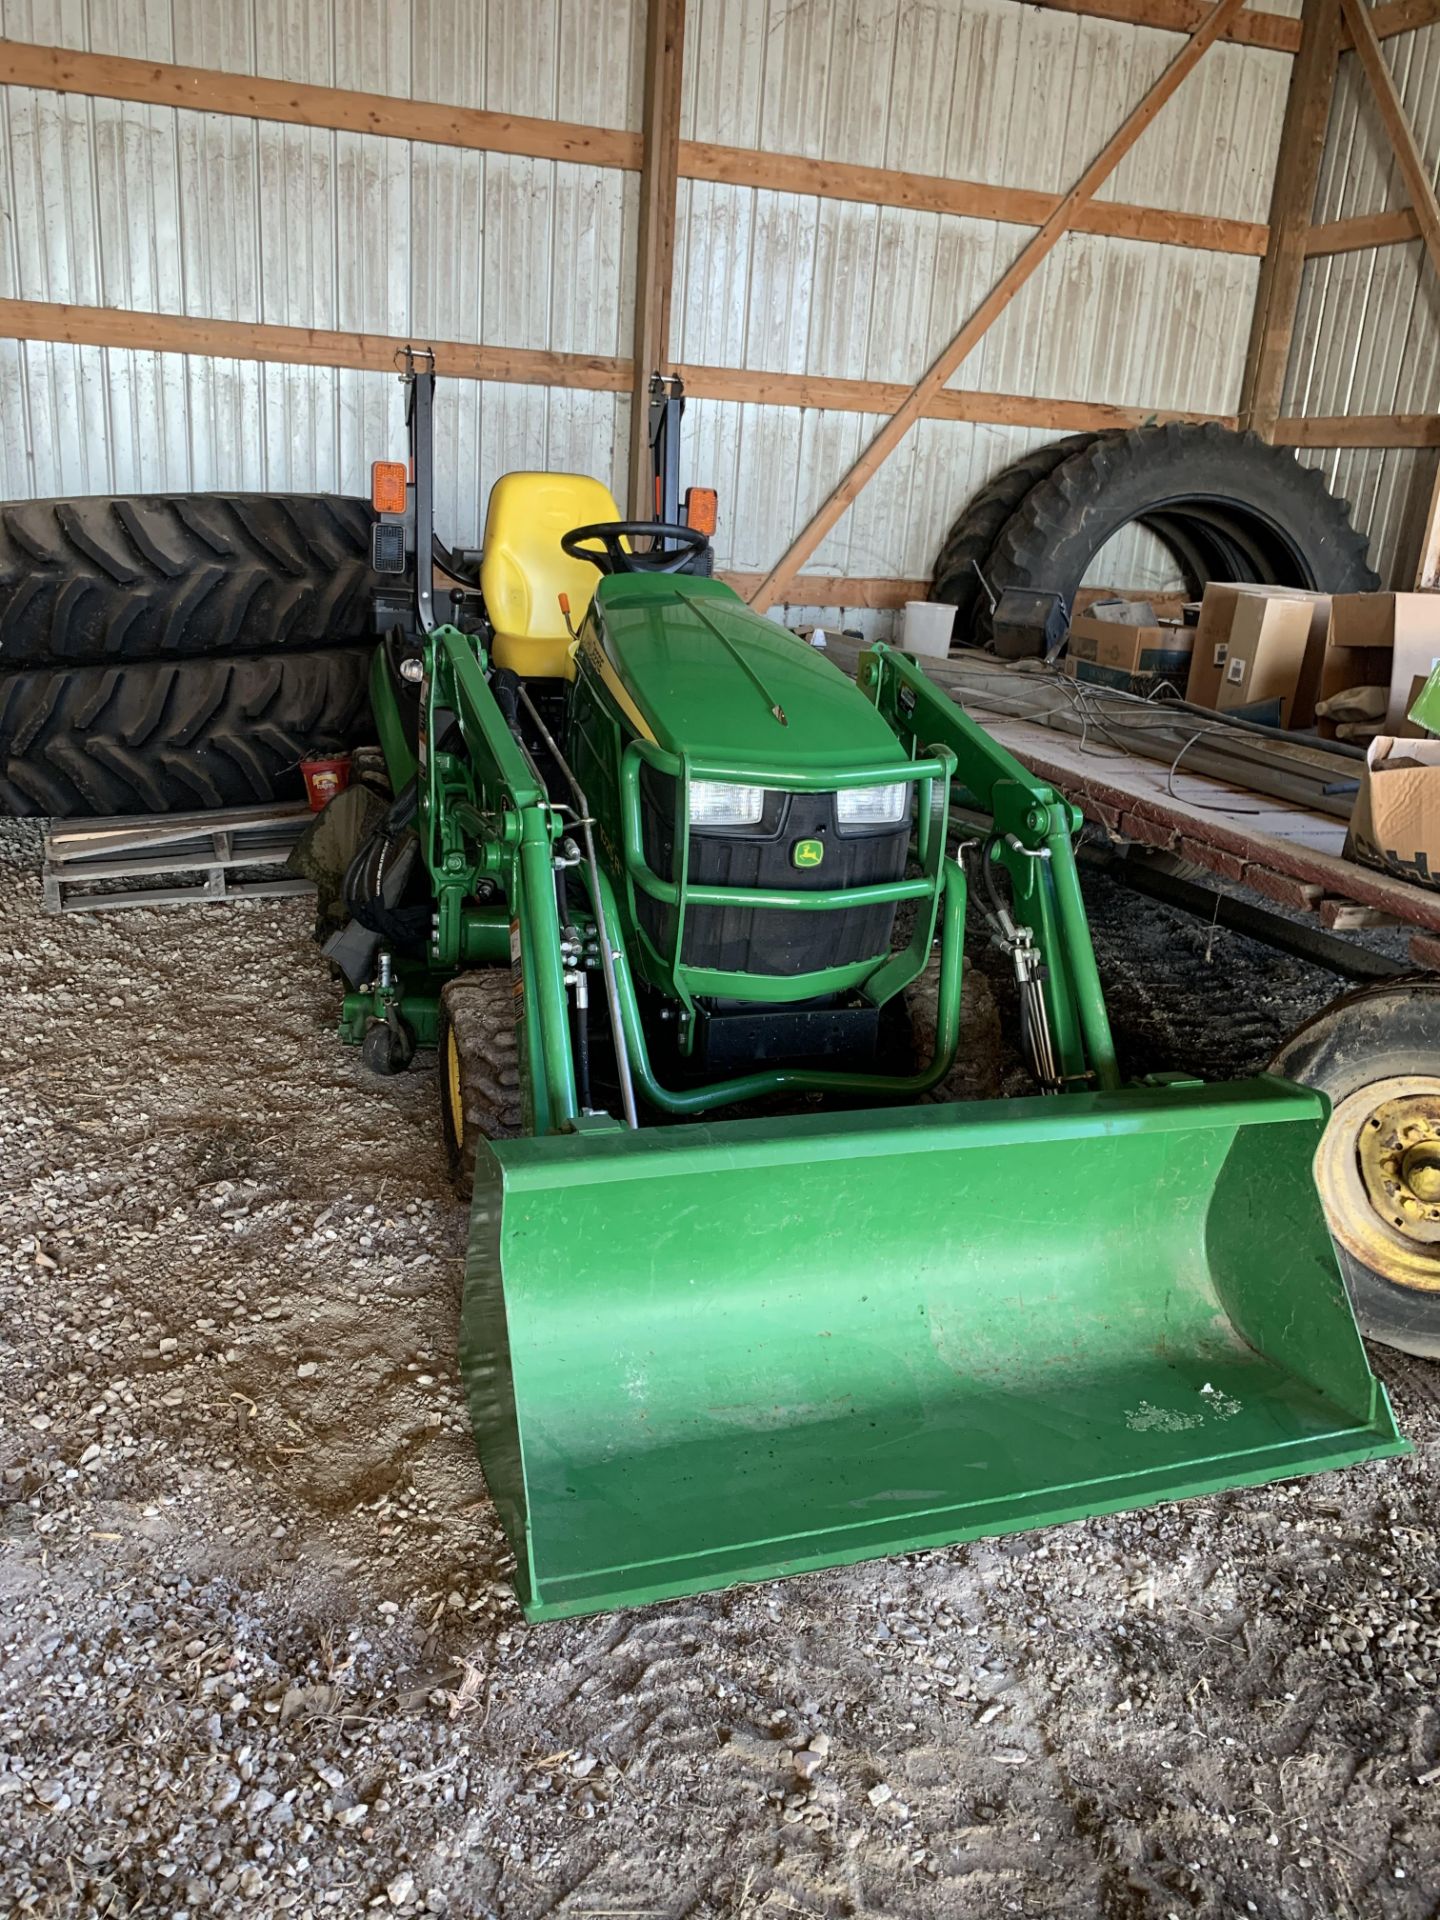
884,648,1440,974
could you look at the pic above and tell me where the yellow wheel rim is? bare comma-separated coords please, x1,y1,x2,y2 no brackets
1315,1074,1440,1293
444,1023,466,1151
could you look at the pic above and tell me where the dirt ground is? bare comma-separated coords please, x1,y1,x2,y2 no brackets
2,815,1438,1920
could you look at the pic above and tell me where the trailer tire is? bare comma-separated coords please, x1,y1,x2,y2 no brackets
0,648,372,817
930,436,1100,643
440,971,523,1198
981,424,1377,647
1272,979,1440,1357
0,492,379,670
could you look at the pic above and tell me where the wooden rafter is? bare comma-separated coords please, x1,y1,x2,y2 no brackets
0,295,1237,432
628,0,686,516
676,364,1231,429
1022,0,1297,46
1305,207,1419,253
0,40,1267,262
746,0,1247,614
683,146,1267,254
0,41,641,168
1339,0,1440,280
0,300,632,390
1275,412,1440,446
719,574,931,609
7,292,1435,450
1238,0,1342,440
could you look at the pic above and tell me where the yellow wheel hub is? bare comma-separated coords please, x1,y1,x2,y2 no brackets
444,1024,466,1150
1315,1076,1440,1292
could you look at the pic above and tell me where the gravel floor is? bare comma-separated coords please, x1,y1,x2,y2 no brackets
2,816,1437,1920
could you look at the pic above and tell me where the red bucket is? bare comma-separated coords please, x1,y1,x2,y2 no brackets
300,755,350,811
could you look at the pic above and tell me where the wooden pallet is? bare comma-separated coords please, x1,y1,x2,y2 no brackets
42,802,316,913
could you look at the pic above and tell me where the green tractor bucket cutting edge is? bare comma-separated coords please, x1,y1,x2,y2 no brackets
331,359,1405,1624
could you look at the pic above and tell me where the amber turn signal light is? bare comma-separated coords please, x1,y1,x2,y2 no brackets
371,460,408,515
684,487,718,536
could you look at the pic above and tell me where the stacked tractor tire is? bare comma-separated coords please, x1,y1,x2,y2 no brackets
930,423,1379,649
0,494,379,816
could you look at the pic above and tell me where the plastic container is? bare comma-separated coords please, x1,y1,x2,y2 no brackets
902,600,956,659
300,755,350,811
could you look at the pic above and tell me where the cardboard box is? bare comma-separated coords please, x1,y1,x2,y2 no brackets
1330,593,1440,732
1346,736,1440,890
1186,584,1329,720
1297,621,1390,739
1064,613,1194,694
1215,591,1328,727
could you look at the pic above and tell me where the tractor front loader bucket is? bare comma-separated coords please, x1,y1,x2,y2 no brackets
459,1078,1406,1622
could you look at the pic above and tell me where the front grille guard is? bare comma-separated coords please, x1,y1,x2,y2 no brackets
617,736,957,1013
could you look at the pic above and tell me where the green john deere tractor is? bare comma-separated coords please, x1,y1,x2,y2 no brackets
324,354,1404,1622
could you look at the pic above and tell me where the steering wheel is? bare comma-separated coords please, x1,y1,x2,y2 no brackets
560,521,710,576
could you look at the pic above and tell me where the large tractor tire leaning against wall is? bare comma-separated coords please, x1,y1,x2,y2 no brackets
929,435,1100,644
0,649,373,817
976,423,1378,646
1272,979,1440,1358
0,493,380,671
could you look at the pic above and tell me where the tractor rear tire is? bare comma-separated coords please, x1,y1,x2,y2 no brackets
0,492,379,671
439,971,523,1198
1271,979,1440,1358
980,425,1377,646
0,648,372,816
930,435,1101,645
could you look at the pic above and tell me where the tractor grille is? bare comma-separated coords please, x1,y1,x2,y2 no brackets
637,770,907,977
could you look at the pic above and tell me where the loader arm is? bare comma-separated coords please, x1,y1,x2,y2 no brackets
422,627,579,1136
860,642,1120,1093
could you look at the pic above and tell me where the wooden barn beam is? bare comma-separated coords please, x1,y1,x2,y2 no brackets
628,0,686,517
1274,411,1440,446
0,39,1267,261
1238,0,1343,440
1339,0,1440,279
0,40,642,168
1304,207,1419,253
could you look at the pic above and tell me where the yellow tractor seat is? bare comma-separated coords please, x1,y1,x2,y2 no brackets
479,471,624,679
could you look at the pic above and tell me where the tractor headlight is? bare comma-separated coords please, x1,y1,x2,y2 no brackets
689,779,766,828
836,783,909,826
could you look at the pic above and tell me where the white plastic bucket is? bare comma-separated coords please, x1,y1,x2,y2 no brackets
902,600,956,659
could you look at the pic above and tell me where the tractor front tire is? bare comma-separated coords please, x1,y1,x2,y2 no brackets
439,971,523,1198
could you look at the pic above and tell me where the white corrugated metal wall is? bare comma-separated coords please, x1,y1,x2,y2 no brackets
0,0,1432,624
675,0,1285,608
1289,20,1440,586
0,0,643,543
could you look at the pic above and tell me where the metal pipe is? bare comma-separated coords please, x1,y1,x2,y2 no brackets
517,687,639,1129
1045,824,1121,1092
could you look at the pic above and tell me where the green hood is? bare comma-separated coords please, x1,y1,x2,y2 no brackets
591,574,898,771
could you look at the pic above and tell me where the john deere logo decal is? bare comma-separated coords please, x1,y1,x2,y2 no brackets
792,838,824,869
